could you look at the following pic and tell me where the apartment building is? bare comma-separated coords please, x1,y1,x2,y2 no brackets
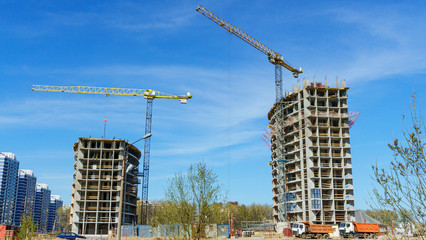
14,169,37,226
34,184,51,233
0,153,19,225
47,195,63,233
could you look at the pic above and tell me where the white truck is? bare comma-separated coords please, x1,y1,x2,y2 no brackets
292,222,333,239
339,222,380,238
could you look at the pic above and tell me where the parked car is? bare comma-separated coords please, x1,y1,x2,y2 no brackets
57,232,86,240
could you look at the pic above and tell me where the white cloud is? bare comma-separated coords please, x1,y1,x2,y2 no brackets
8,1,197,40
324,5,426,82
2,64,274,163
0,97,143,130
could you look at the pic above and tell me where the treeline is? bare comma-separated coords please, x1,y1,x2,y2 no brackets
225,202,273,230
138,201,273,227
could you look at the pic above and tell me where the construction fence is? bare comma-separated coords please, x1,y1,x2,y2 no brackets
120,224,229,238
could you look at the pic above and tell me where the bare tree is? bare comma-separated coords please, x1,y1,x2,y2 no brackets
160,160,225,239
372,93,426,238
188,161,224,239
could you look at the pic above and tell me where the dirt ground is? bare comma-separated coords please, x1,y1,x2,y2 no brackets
35,237,291,240
34,234,400,240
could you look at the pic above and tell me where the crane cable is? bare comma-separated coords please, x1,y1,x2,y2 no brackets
226,31,232,190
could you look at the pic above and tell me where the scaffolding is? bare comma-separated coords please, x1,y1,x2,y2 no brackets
268,78,356,224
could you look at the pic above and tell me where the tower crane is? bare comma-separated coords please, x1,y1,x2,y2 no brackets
31,85,192,224
196,4,303,103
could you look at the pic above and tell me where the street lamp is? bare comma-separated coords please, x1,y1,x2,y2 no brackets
117,133,152,240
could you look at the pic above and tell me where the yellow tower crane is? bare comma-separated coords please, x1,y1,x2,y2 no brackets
31,85,192,225
196,4,303,103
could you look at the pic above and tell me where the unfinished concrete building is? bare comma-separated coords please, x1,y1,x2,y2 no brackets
268,78,355,224
71,138,141,235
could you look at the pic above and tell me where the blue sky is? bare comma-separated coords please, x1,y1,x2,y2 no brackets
1,0,426,210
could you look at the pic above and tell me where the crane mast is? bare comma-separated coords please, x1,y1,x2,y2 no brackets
196,4,302,102
32,85,192,225
142,97,152,224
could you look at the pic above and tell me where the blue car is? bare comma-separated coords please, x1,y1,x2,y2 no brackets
57,232,86,240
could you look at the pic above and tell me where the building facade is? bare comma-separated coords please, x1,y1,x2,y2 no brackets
71,138,141,235
0,152,19,225
14,169,37,226
34,184,51,233
268,79,355,224
47,195,63,233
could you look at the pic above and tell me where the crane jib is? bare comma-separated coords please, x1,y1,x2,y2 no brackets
196,4,302,77
31,85,192,100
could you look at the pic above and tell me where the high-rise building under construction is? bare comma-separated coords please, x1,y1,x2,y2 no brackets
268,79,355,224
71,138,140,236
